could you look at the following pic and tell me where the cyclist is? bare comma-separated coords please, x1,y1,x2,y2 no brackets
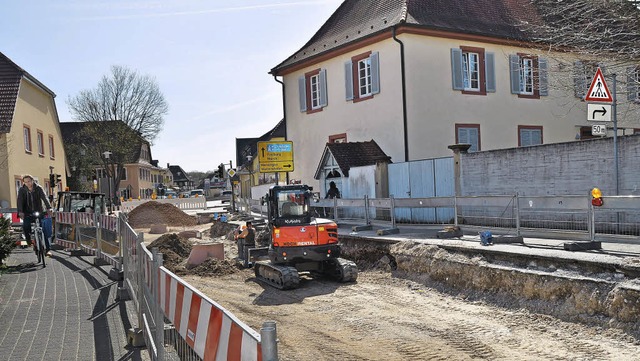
17,174,53,257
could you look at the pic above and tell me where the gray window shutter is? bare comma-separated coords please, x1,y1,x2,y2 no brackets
627,66,638,102
574,61,586,99
319,68,328,107
371,52,380,94
345,60,353,101
532,129,542,145
451,48,464,90
485,52,496,93
538,58,548,96
458,128,469,144
521,129,531,146
298,76,307,112
509,55,520,94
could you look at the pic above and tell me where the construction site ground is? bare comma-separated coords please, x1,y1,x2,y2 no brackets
129,203,640,360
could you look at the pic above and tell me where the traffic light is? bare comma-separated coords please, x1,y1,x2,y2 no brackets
217,164,225,178
55,174,62,184
591,187,603,207
49,174,55,185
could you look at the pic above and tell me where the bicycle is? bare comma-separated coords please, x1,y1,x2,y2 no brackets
31,211,48,267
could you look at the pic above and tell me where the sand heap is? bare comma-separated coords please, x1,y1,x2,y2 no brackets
128,201,197,228
147,233,238,277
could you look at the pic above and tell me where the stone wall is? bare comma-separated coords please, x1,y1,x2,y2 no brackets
460,134,640,196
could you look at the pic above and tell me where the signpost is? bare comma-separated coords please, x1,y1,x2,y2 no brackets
257,141,294,173
584,67,618,196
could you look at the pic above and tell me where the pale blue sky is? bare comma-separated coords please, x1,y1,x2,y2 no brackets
1,0,343,171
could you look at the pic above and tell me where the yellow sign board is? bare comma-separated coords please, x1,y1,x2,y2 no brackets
257,141,294,173
259,161,294,173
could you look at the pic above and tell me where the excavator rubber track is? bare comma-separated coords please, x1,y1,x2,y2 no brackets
254,261,300,290
324,258,358,283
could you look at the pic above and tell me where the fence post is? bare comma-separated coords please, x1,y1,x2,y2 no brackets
260,321,278,361
588,194,595,241
332,197,338,221
136,232,145,333
364,195,370,225
454,196,458,227
390,195,396,229
515,193,521,236
152,248,165,361
95,211,102,259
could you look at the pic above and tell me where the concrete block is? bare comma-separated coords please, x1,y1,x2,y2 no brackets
116,287,130,301
127,328,145,347
437,226,463,239
93,257,110,266
149,224,168,234
70,249,87,256
352,225,373,232
563,241,602,251
492,235,524,244
108,268,123,281
376,228,400,236
185,242,224,268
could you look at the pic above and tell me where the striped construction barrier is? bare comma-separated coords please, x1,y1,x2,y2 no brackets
55,238,76,250
100,214,118,232
55,212,76,225
159,267,262,361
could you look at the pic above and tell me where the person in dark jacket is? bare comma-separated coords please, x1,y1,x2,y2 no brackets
325,181,341,199
17,174,52,256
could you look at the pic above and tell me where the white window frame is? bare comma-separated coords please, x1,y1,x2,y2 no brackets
310,73,321,110
23,126,32,153
358,57,372,97
37,131,44,156
520,58,534,95
462,52,480,91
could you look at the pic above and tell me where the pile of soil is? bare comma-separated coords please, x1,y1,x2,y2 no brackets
148,233,239,277
179,259,239,277
128,201,197,228
148,233,192,270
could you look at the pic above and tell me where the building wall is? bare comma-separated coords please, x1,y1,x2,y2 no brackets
0,79,66,207
283,32,640,189
460,134,640,196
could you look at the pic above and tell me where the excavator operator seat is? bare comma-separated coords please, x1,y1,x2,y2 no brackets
281,201,297,216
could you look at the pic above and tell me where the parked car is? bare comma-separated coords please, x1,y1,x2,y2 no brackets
190,189,205,198
221,190,233,203
165,191,178,199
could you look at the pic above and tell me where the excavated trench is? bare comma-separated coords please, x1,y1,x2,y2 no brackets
339,235,640,339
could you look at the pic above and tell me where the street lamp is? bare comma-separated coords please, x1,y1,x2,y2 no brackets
103,151,112,212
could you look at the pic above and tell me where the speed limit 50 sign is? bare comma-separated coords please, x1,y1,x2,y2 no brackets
591,124,607,136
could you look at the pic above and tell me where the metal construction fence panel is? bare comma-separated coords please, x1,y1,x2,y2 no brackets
54,210,276,361
293,194,640,241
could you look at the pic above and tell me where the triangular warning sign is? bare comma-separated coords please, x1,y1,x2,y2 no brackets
584,67,613,103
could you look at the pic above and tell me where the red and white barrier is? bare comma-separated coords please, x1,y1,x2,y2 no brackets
159,267,261,361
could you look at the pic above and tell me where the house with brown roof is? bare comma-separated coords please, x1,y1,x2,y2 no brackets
314,139,391,198
270,0,640,188
60,121,170,200
0,52,66,208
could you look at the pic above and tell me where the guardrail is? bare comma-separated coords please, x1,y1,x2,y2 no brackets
54,211,277,360
237,193,640,241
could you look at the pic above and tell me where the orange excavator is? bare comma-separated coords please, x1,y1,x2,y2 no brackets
252,184,358,290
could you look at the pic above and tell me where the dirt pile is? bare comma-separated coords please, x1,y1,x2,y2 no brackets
148,233,239,277
128,201,197,228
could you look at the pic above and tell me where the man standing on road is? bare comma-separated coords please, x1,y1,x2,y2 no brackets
17,175,53,256
235,221,255,266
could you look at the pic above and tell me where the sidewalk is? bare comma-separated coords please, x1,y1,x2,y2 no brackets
0,246,147,361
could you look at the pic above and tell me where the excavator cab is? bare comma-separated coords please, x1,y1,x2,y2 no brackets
252,184,358,289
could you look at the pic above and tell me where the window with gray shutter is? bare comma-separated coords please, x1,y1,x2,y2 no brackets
519,127,542,147
485,52,496,93
451,48,464,90
539,58,548,96
298,76,307,112
510,54,521,94
371,52,380,95
319,68,328,107
457,126,479,152
345,60,353,101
